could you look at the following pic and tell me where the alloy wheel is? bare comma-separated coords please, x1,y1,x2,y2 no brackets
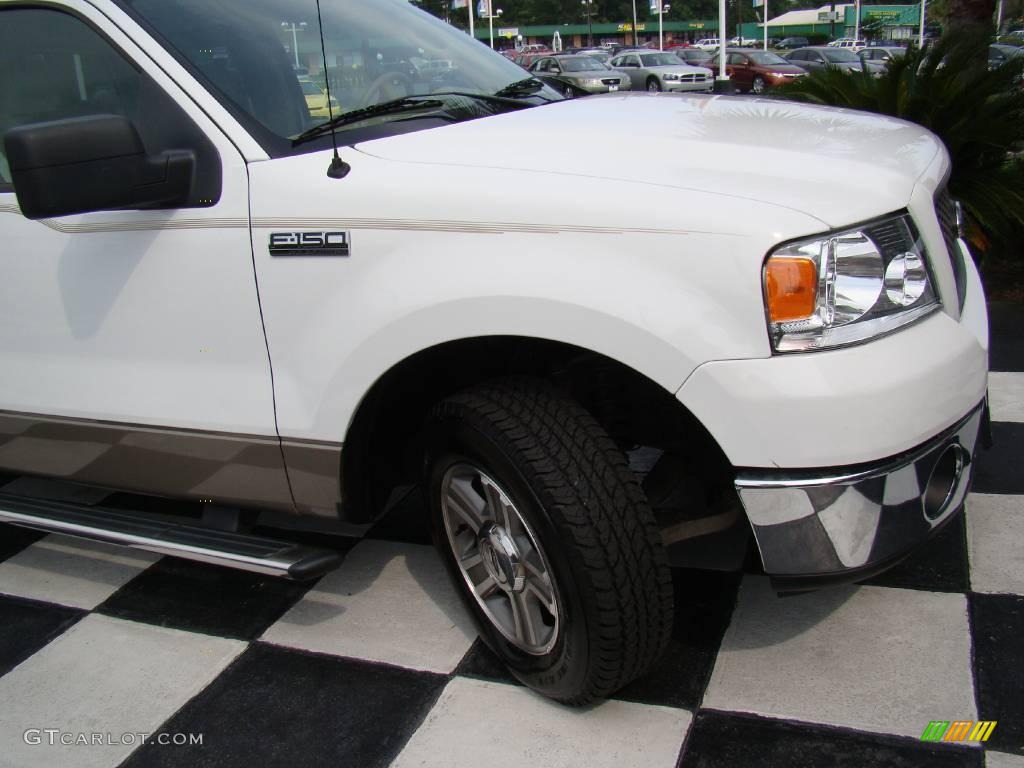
440,463,560,655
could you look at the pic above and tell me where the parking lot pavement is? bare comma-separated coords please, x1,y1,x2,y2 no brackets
0,304,1021,768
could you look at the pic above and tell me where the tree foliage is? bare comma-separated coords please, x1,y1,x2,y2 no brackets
773,31,1024,257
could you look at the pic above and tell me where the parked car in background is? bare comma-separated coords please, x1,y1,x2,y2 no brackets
857,46,905,75
829,38,867,51
777,36,810,50
609,50,714,92
528,54,630,96
693,38,722,51
785,46,864,73
673,48,714,66
297,78,340,118
989,43,1024,69
728,36,759,47
573,48,613,64
718,49,808,93
859,46,905,66
514,50,549,70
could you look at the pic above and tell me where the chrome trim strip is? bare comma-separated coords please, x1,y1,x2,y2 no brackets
735,402,984,489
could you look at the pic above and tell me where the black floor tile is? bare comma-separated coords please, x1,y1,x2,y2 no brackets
988,302,1024,373
861,514,969,593
0,523,46,564
119,643,447,768
0,594,84,678
972,422,1024,495
365,485,432,545
615,568,741,709
678,710,984,768
95,558,321,641
969,593,1024,756
453,638,519,686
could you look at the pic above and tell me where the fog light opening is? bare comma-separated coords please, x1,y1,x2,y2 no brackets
923,445,964,521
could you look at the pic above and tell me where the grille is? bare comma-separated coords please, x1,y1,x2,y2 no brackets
935,187,968,312
601,78,619,85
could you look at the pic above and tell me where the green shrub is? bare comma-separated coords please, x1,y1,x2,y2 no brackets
772,31,1024,259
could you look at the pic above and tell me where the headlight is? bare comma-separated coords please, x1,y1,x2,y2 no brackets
663,73,680,80
580,78,603,86
763,214,939,352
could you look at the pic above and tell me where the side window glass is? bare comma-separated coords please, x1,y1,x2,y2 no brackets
0,7,220,204
0,9,142,187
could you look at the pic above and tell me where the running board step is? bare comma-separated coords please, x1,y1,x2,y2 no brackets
0,494,343,580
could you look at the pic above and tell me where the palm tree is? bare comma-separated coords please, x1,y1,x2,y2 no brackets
773,34,1024,256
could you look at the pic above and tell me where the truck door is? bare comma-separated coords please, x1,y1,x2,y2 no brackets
0,4,292,510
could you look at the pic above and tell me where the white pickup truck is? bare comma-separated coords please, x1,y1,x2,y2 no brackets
0,0,989,704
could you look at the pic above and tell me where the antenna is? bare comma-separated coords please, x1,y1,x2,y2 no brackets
314,0,350,179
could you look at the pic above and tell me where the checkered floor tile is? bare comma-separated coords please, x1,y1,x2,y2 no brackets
0,303,1021,768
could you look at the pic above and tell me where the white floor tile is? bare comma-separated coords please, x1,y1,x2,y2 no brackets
390,677,690,768
988,750,1024,768
703,576,976,740
989,372,1024,423
0,614,245,768
0,535,159,609
261,539,475,673
967,493,1024,596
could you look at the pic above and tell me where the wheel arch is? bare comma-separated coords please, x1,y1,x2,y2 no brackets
339,333,732,524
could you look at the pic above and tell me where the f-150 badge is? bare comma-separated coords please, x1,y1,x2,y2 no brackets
269,231,350,257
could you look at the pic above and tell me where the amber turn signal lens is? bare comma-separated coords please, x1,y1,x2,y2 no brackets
765,257,817,322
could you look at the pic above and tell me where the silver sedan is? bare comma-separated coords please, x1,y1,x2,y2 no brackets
609,50,714,93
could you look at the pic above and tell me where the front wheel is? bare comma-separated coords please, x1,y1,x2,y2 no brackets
646,77,662,92
424,378,673,705
752,75,767,94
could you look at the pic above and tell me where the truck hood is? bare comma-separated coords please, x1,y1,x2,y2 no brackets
356,93,947,228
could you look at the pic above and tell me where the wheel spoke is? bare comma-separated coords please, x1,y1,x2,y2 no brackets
460,552,483,570
510,592,539,647
447,476,485,531
525,573,556,613
474,574,498,599
482,479,510,529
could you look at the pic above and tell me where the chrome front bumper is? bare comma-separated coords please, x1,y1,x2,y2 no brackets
735,402,984,589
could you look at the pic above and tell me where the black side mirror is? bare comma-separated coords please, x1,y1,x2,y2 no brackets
4,114,194,220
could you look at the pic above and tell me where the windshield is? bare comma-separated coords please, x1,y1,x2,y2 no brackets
640,53,682,67
747,51,789,66
118,0,556,155
823,49,860,63
560,57,606,72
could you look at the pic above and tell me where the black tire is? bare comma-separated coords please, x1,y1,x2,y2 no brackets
752,75,767,94
424,378,673,705
646,77,662,92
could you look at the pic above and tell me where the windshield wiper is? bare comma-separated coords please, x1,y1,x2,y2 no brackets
494,77,550,98
293,97,443,146
292,87,549,146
